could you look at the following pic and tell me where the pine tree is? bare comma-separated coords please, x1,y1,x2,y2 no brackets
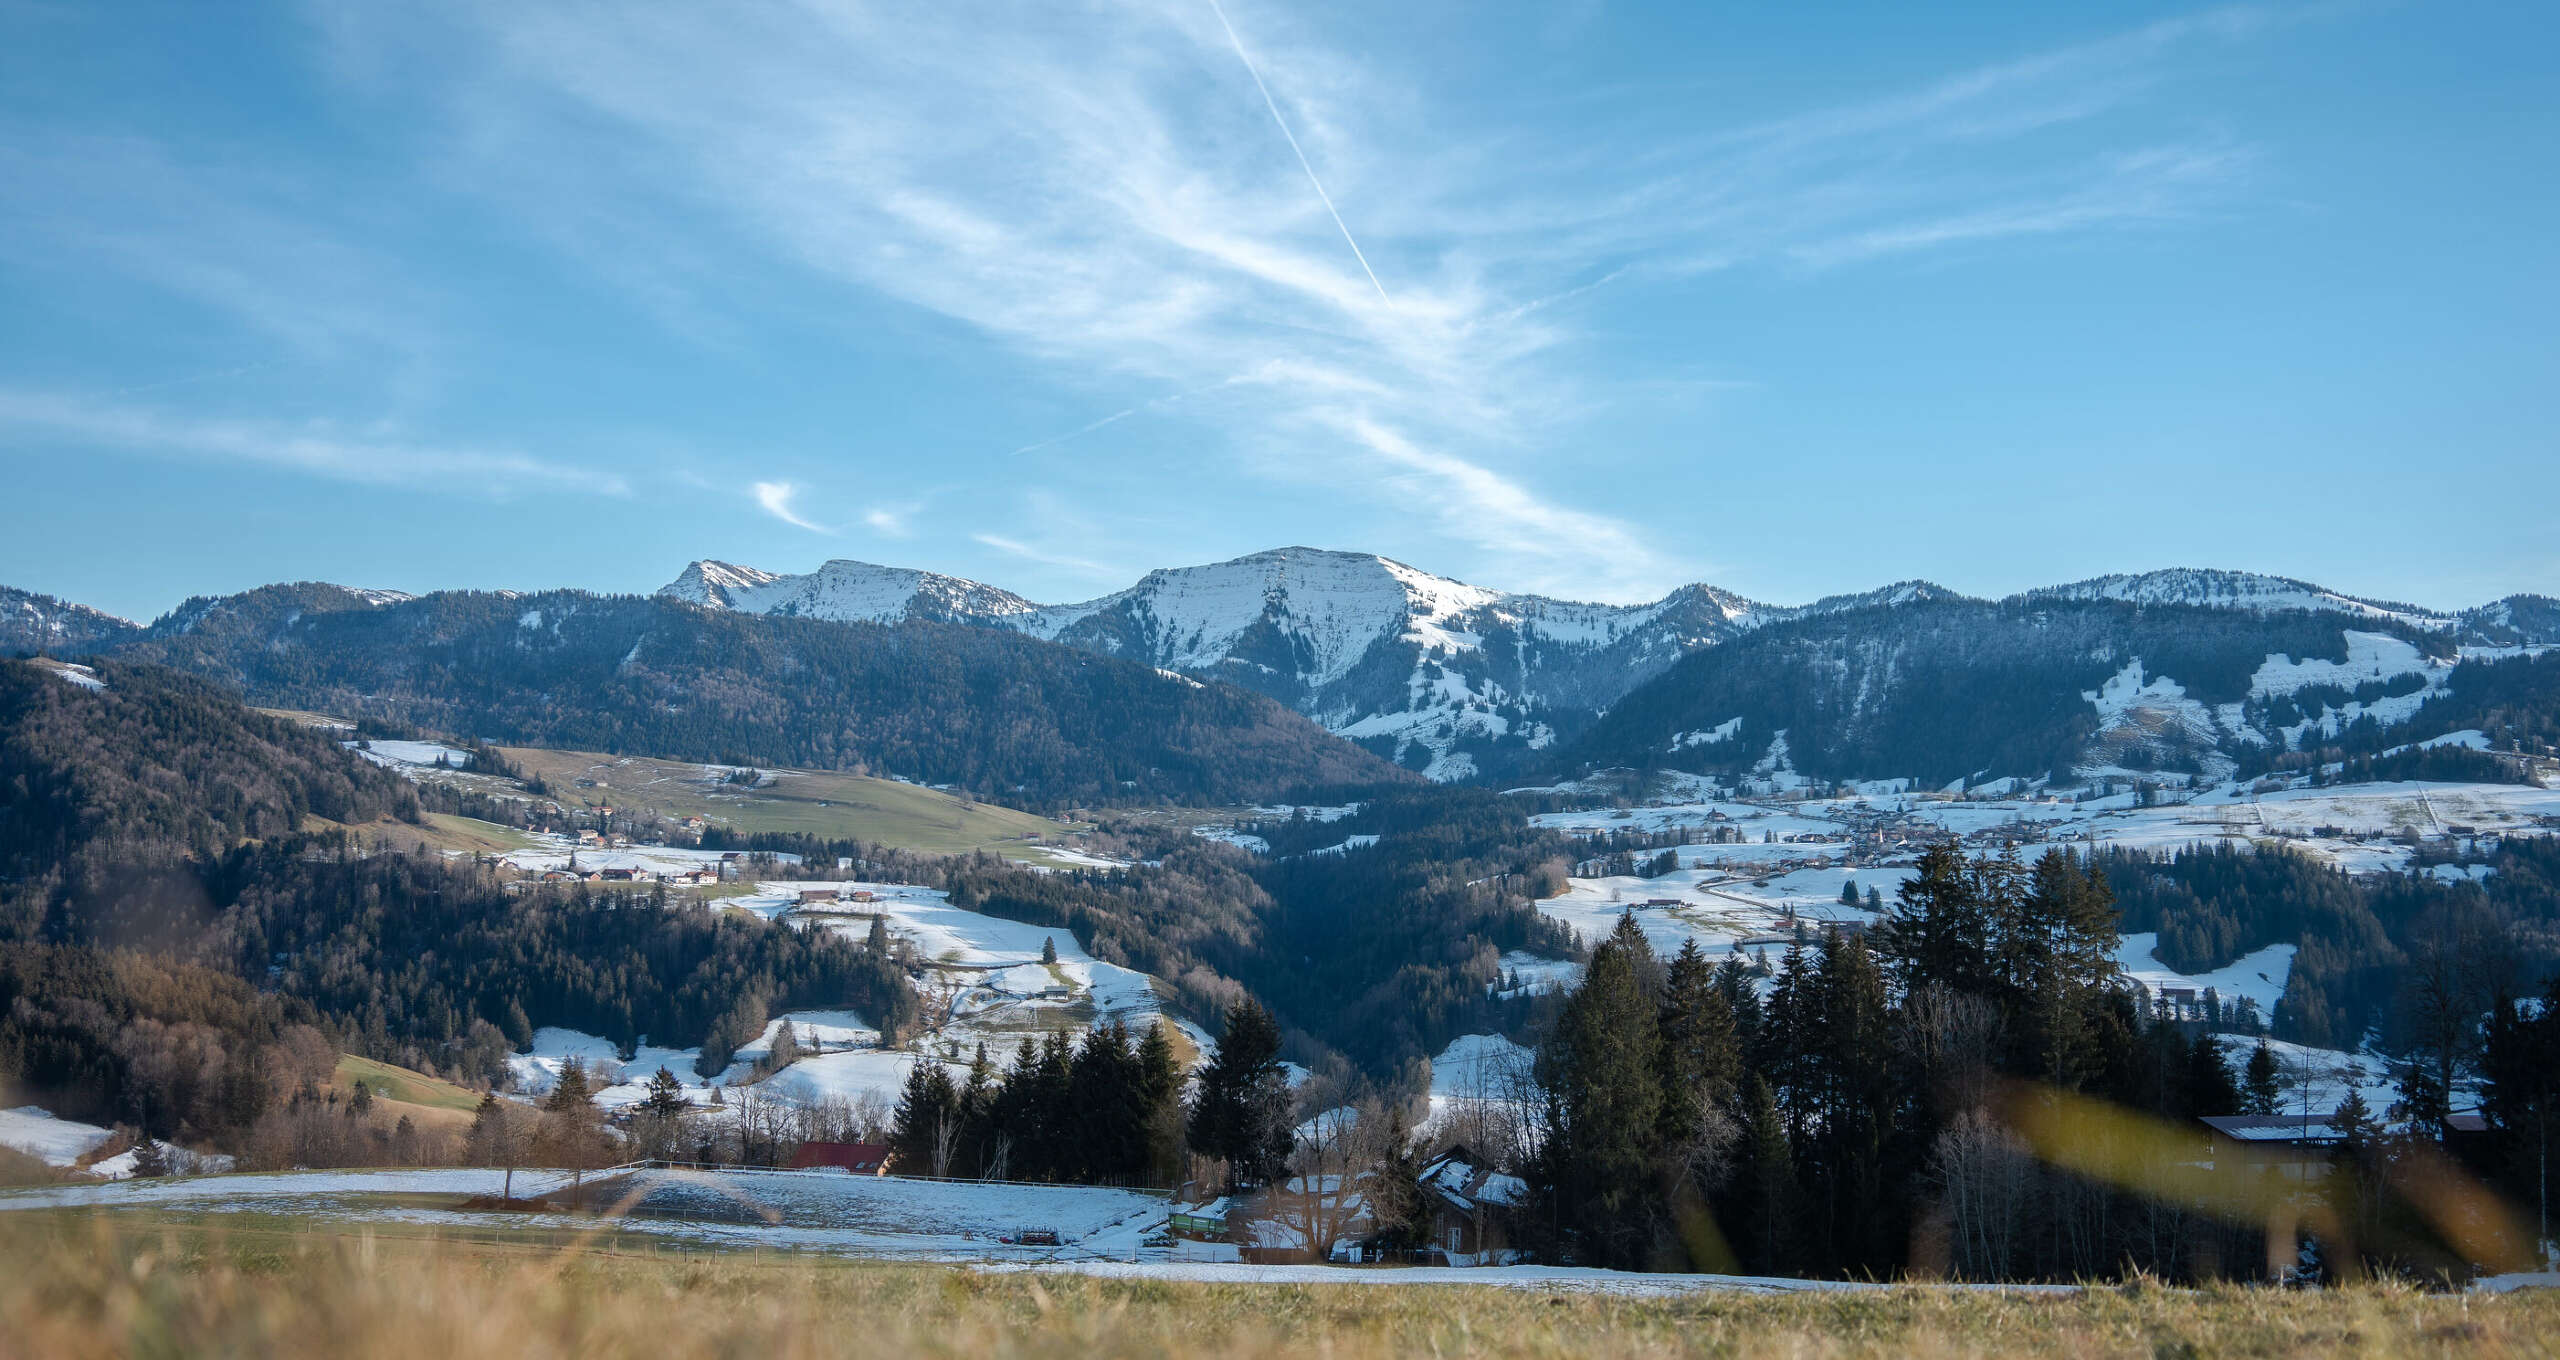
889,1058,961,1177
1807,928,1897,1271
1712,953,1764,1056
1531,920,1665,1269
1187,997,1291,1189
130,1137,170,1178
641,1066,688,1119
1839,879,1860,908
348,1079,375,1118
2244,1041,2284,1116
1729,1074,1799,1275
2392,1061,2450,1139
2481,977,2560,1251
1134,1021,1185,1185
2183,1036,2240,1117
1041,935,1059,965
1657,939,1740,1164
1875,843,1992,997
2331,1087,2377,1155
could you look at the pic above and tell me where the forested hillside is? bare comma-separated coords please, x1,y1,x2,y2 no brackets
0,657,416,885
90,586,1405,807
0,586,139,656
2104,838,2560,1051
1550,597,2472,786
0,658,915,1149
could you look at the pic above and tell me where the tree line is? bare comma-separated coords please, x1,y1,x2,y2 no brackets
1522,845,2517,1281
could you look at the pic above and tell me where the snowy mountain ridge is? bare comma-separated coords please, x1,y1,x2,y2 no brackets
661,558,1041,625
657,551,2555,782
2021,569,2454,630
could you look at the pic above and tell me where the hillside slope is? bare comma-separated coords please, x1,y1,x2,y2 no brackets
0,587,140,656
1546,597,2516,787
98,588,1403,806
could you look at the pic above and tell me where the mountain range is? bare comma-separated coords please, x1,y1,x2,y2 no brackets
6,551,2554,796
654,550,2560,781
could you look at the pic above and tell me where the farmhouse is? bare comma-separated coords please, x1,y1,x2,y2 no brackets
2198,1114,2346,1181
786,1141,891,1175
1416,1145,1526,1265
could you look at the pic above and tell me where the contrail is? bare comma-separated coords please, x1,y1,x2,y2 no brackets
1008,375,1249,457
1204,0,1393,309
1009,406,1139,458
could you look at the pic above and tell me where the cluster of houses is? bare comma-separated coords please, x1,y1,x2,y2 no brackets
1165,1145,1528,1267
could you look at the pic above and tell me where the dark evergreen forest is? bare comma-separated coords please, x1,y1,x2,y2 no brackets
0,659,916,1149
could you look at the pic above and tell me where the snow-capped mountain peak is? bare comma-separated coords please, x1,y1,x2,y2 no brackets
660,560,786,607
657,547,1773,779
652,550,2559,783
658,558,1038,625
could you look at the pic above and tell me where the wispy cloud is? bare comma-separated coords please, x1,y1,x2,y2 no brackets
751,480,829,533
971,532,1123,582
302,1,2293,597
862,503,918,538
0,388,625,495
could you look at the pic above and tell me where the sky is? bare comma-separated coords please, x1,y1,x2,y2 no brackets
2,1,2554,623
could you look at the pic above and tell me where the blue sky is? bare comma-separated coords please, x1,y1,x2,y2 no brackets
2,1,2554,622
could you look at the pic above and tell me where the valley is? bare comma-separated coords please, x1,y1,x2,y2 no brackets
5,551,2560,1294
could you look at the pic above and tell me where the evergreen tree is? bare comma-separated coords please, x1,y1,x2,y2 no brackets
2243,1041,2284,1117
1134,1021,1186,1185
889,1058,961,1177
130,1136,170,1178
1656,939,1741,1163
1728,1074,1799,1275
2330,1087,2377,1156
1186,997,1291,1189
2182,1035,2240,1117
1840,879,1860,908
1530,920,1664,1268
1712,953,1764,1056
2391,1061,2450,1139
1041,935,1059,965
641,1065,688,1119
1806,928,1898,1271
2481,977,2560,1250
1875,844,1992,997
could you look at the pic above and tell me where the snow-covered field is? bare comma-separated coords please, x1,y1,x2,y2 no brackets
506,1010,882,1108
504,881,1180,1118
501,837,741,878
0,1165,1164,1261
346,739,478,769
2115,934,2295,1018
0,1105,112,1166
0,1105,230,1178
0,1167,575,1210
749,880,1164,1028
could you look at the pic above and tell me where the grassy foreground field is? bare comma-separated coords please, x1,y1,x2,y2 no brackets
3,1216,2553,1360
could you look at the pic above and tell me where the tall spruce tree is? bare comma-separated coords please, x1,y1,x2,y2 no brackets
1186,997,1291,1189
1876,843,1992,997
1530,920,1665,1269
2244,1041,2284,1116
